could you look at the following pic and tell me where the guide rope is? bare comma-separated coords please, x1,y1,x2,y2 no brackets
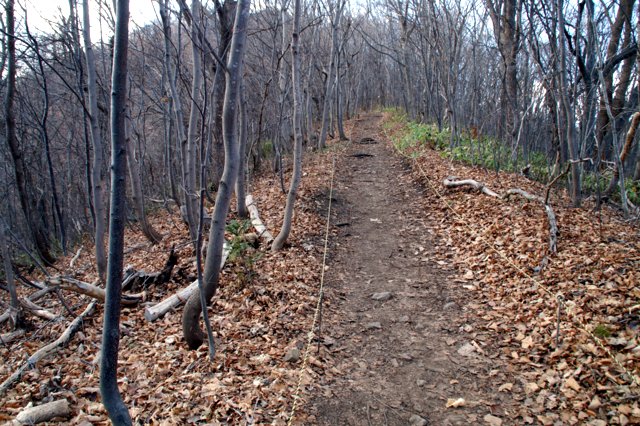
287,155,336,425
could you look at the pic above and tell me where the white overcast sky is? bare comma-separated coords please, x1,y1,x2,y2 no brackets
22,0,159,38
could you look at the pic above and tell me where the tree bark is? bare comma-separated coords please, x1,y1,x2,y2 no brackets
182,0,251,350
4,0,55,266
272,0,304,251
0,219,21,328
83,0,107,282
318,1,343,149
605,112,640,196
100,0,133,422
235,91,249,218
124,120,162,244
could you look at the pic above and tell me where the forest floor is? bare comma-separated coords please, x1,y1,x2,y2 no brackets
1,113,639,425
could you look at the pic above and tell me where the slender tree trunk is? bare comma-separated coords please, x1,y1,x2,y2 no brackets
182,0,251,350
100,0,133,423
0,219,21,328
125,119,162,243
318,1,343,149
183,0,205,242
4,0,54,265
557,0,581,206
272,0,303,251
30,39,67,255
211,0,236,187
236,90,249,219
83,0,107,282
160,0,190,221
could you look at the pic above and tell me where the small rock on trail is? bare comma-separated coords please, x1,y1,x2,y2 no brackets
371,291,392,301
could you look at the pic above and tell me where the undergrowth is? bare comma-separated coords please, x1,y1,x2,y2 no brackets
384,109,640,205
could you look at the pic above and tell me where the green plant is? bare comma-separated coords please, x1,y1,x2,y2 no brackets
593,324,611,339
225,219,261,285
260,139,274,159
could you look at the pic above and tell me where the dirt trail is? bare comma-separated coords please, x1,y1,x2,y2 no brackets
311,113,514,425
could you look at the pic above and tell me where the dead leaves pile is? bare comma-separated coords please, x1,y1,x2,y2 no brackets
0,151,337,424
384,113,640,425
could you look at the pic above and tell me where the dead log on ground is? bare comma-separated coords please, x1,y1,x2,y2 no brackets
504,188,559,254
53,276,143,305
144,242,231,322
245,195,274,242
20,298,59,321
69,247,83,268
0,301,96,395
443,177,502,198
13,399,71,424
0,307,15,325
0,329,25,345
122,247,178,291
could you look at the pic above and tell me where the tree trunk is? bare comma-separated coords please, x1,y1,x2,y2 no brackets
124,123,163,243
556,0,581,206
159,0,191,223
318,1,343,149
183,0,205,242
210,0,237,187
272,0,303,251
100,0,133,422
4,0,55,266
236,91,249,218
83,0,107,282
0,219,21,328
182,0,251,350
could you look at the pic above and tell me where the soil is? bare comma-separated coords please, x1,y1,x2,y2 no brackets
310,113,516,425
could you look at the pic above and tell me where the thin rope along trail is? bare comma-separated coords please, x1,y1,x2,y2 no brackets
384,130,640,388
287,155,337,425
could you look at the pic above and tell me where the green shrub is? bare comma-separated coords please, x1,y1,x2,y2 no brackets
225,219,261,285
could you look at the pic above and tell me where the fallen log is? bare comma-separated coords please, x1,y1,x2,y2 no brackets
0,301,96,395
443,177,501,198
0,309,14,325
0,329,25,345
144,242,231,322
122,247,178,291
505,188,559,254
245,195,274,242
53,276,143,305
20,298,59,321
69,247,83,269
13,399,71,424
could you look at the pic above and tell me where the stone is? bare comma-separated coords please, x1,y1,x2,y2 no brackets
371,292,392,301
284,348,300,363
365,322,382,330
416,379,426,387
399,353,413,361
398,315,410,323
443,302,458,310
409,414,428,426
457,342,476,357
483,414,503,426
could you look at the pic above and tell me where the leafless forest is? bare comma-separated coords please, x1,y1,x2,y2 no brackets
1,0,639,423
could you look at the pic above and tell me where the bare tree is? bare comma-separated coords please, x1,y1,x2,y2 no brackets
3,0,55,266
0,218,21,328
99,0,133,422
182,0,251,350
83,0,108,281
318,0,345,149
272,0,303,251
